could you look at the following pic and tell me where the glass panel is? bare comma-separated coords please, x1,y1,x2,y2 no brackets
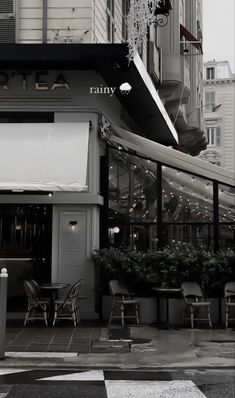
219,184,235,223
109,148,158,223
107,223,158,251
162,166,213,223
162,224,214,249
219,225,235,250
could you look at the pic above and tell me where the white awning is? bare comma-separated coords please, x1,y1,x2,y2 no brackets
0,123,89,192
110,125,235,187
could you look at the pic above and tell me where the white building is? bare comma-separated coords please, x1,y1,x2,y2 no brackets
200,60,235,171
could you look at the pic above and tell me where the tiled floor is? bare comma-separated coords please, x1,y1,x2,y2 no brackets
5,321,105,353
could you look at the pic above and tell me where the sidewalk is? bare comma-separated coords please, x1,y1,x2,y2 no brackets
0,321,234,369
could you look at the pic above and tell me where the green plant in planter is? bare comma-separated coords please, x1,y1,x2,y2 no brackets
94,245,235,298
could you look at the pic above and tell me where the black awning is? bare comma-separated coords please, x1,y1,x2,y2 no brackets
0,43,178,146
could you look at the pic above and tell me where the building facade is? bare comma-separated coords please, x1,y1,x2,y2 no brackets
200,60,235,171
0,1,234,319
157,0,206,156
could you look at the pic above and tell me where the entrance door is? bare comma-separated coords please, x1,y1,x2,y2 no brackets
58,211,87,284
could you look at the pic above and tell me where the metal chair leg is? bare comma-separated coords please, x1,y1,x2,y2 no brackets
225,306,229,328
109,301,115,324
121,303,124,326
53,304,58,327
190,307,194,328
135,304,140,325
208,306,212,327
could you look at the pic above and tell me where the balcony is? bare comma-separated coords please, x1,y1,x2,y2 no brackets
159,54,191,114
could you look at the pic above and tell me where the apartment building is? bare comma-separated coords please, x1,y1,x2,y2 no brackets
0,1,234,319
200,60,235,172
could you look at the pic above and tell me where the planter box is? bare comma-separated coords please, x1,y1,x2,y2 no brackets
102,295,157,324
221,298,235,326
159,298,220,326
137,297,157,324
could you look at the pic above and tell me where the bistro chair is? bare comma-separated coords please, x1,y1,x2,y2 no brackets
109,280,140,326
224,282,235,328
52,279,84,327
23,280,50,326
181,282,212,328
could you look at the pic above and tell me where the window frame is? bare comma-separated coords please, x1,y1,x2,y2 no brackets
206,67,215,80
207,127,221,146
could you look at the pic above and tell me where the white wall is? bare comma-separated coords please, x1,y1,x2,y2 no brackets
202,77,235,171
17,0,149,67
18,0,93,43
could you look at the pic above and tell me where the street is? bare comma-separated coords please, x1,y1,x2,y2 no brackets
0,368,234,398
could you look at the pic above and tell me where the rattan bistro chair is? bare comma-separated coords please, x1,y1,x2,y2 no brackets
23,280,50,326
224,282,235,328
52,279,84,327
109,280,140,326
181,282,212,328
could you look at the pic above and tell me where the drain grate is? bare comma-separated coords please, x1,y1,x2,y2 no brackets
108,327,131,341
91,340,131,353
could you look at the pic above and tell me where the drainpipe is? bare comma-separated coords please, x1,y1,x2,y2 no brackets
0,268,8,359
42,0,48,43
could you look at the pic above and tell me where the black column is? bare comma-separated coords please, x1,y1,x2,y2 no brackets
100,147,109,249
213,181,219,252
157,163,164,249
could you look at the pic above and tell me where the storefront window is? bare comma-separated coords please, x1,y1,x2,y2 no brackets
0,204,52,312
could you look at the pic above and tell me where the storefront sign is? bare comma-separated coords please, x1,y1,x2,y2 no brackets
0,71,70,91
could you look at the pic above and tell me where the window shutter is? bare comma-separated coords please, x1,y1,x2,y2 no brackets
205,91,215,112
0,0,16,43
216,127,221,146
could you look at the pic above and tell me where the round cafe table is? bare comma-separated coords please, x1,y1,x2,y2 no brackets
40,283,71,326
152,287,183,329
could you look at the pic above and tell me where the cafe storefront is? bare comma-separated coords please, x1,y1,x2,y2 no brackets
0,44,234,319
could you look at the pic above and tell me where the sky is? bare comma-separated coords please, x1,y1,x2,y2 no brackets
203,0,235,72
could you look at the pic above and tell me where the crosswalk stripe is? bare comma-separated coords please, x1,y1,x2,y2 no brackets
0,369,28,376
37,370,104,381
105,380,206,398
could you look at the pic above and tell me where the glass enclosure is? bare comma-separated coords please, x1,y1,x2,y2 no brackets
106,147,235,251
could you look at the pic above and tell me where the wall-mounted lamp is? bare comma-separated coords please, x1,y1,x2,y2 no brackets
112,226,120,234
69,221,77,231
108,226,120,243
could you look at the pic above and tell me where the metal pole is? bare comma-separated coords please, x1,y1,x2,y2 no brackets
0,267,8,359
